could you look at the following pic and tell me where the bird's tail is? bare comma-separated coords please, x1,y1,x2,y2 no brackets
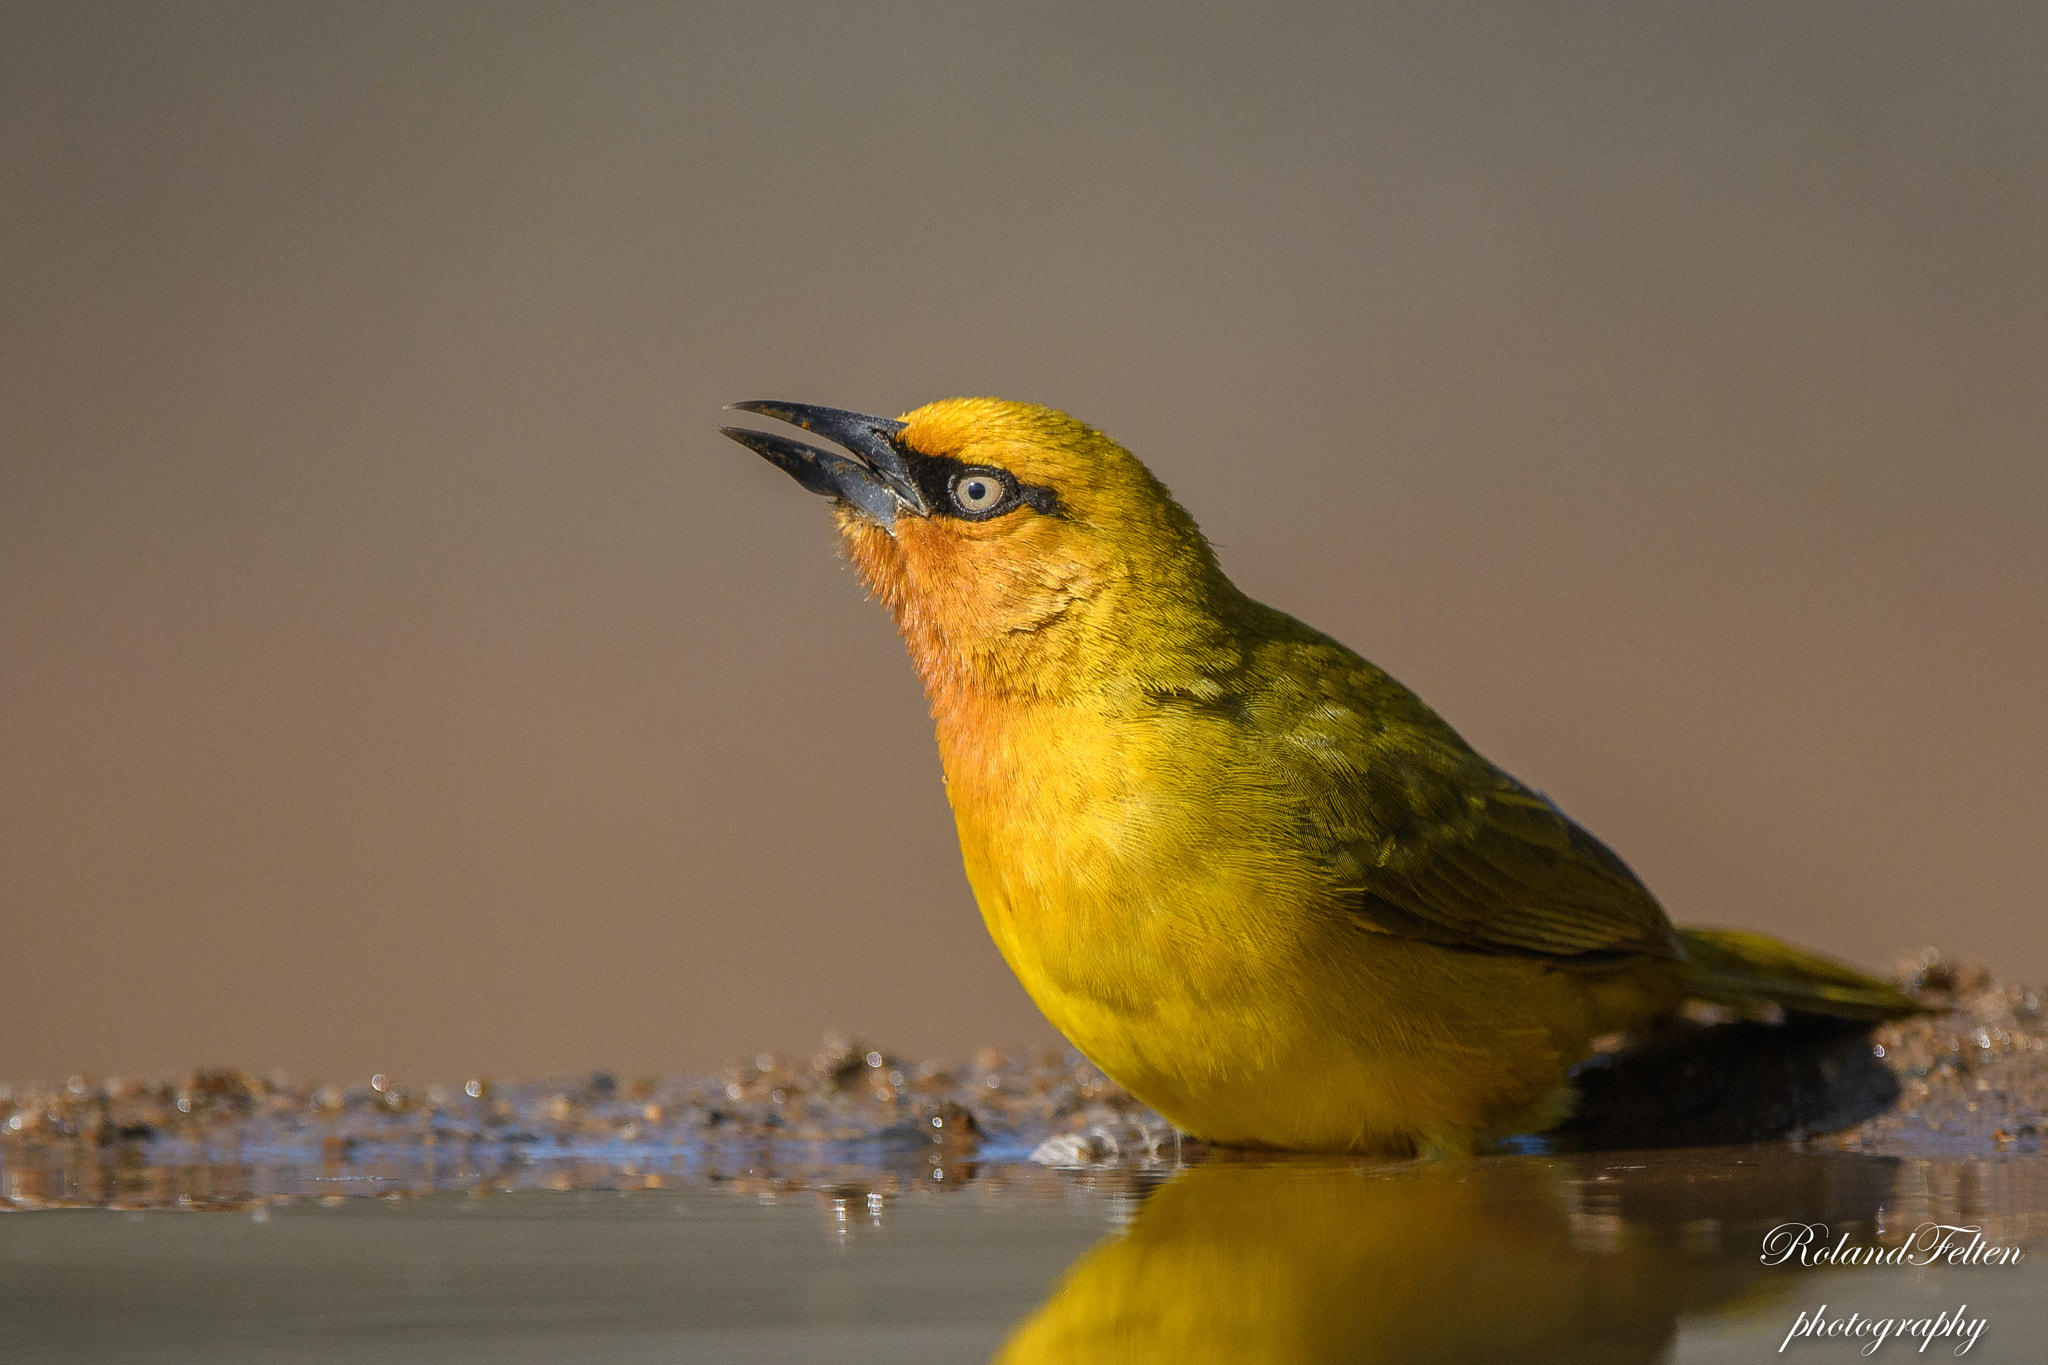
1674,927,1932,1022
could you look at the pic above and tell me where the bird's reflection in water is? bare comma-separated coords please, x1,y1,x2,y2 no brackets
995,1149,1898,1365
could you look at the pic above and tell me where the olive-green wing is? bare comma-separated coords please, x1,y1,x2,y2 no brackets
1246,636,1680,963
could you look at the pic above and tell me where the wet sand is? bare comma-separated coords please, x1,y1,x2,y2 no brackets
4,952,2039,1201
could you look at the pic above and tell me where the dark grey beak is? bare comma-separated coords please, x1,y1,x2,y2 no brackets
721,401,929,527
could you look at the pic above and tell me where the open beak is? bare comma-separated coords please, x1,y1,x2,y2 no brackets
721,400,929,529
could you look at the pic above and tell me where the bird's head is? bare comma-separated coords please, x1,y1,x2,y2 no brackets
724,397,1237,704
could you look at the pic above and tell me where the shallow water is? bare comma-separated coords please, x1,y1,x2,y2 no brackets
8,985,2045,1362
5,1146,2044,1363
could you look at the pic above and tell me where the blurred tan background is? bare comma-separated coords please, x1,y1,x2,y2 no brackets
3,3,2043,1085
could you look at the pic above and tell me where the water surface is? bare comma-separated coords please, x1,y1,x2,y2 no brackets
6,1146,2043,1363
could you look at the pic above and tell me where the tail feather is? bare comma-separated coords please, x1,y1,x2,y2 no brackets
1675,927,1932,1022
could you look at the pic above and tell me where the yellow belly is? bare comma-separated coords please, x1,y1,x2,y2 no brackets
940,700,1679,1155
987,888,1675,1153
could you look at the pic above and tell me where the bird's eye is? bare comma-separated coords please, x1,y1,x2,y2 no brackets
950,471,1007,514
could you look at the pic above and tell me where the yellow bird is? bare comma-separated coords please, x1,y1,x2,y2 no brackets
723,397,1923,1155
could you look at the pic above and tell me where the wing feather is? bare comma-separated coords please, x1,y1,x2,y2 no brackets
1240,633,1680,963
